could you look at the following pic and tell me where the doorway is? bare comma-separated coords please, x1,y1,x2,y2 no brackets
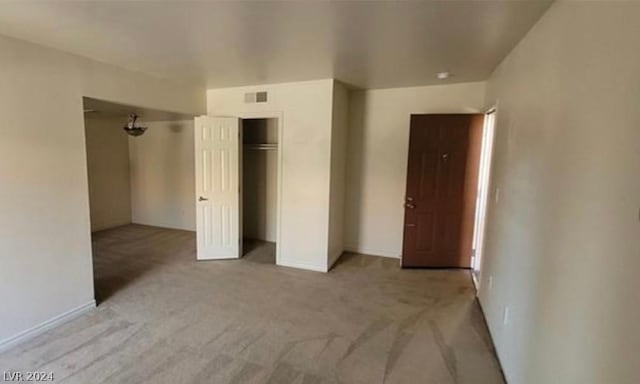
194,114,283,265
401,114,484,268
82,97,195,303
241,118,279,264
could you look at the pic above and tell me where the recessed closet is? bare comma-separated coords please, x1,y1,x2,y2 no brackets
242,118,278,264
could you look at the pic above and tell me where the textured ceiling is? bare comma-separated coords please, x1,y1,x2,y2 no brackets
0,1,552,89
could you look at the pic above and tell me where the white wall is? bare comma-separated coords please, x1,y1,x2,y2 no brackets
327,81,349,268
207,80,334,272
479,3,640,383
0,34,204,348
243,119,278,242
129,120,196,231
84,116,132,231
344,82,486,258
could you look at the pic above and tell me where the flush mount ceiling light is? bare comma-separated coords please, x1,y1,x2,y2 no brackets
436,71,451,80
123,113,147,137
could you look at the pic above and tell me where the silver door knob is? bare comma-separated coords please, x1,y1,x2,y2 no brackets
198,196,208,202
405,203,415,209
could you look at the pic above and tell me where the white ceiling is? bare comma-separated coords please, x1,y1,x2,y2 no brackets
0,1,552,90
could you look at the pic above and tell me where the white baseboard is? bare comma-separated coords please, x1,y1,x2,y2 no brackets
0,300,96,353
277,259,328,273
343,246,400,259
131,220,196,232
91,221,132,233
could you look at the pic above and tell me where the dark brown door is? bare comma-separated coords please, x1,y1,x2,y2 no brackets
402,114,475,268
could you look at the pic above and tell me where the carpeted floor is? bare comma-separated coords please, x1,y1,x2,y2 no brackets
0,224,504,383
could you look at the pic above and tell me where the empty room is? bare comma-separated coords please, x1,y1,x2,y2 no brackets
0,1,638,384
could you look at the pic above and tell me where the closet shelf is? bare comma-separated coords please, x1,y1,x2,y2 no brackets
244,143,278,151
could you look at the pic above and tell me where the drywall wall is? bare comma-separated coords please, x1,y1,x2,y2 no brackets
84,116,132,231
344,82,486,258
242,119,278,242
207,79,334,272
327,81,349,268
129,120,196,231
479,2,640,383
0,33,204,348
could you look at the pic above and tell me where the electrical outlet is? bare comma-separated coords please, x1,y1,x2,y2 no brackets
503,307,510,326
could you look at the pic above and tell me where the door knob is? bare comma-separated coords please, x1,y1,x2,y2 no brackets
405,203,415,209
198,196,208,202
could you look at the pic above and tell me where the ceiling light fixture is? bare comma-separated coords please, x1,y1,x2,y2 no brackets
436,71,451,80
123,113,147,137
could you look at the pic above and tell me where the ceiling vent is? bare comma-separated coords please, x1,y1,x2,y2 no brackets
244,91,268,103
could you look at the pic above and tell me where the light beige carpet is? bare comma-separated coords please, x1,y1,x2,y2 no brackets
0,224,504,384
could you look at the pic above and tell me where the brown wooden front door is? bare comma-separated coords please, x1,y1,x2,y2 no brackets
402,114,476,268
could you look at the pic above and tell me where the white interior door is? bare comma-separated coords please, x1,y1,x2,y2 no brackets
195,116,241,260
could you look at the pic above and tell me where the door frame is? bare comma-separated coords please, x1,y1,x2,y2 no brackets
400,112,485,270
401,113,482,268
470,104,498,290
236,111,284,266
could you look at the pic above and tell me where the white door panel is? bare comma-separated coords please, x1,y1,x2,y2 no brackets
195,116,241,260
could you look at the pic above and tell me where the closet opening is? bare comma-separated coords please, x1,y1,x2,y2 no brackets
241,118,279,264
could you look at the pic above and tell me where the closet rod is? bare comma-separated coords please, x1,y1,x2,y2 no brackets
244,143,278,151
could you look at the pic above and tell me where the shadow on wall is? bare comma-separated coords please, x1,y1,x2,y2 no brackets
169,123,185,133
344,92,368,251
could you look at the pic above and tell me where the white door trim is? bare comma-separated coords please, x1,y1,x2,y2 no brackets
471,104,498,291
